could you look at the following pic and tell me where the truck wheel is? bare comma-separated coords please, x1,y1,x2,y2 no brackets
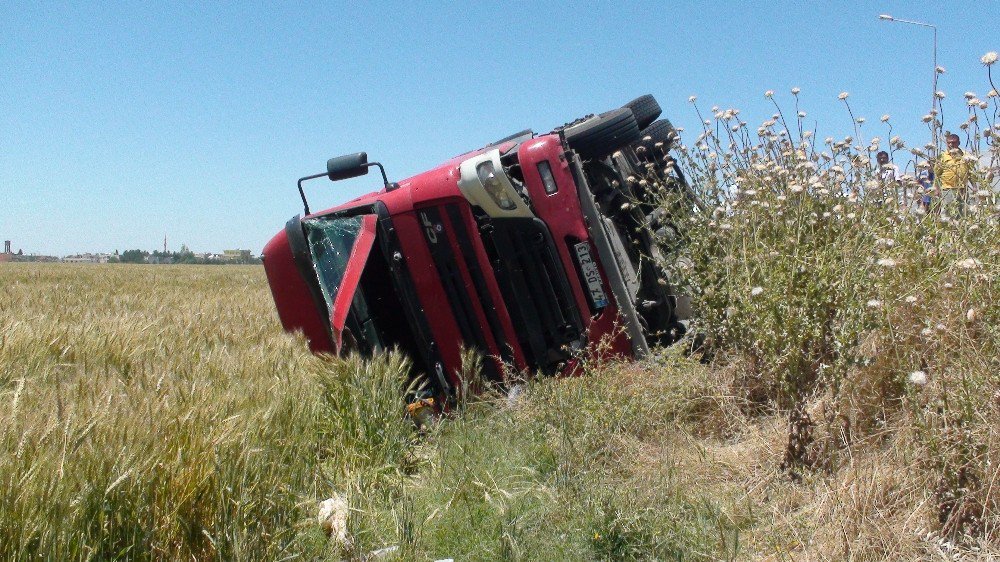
564,108,642,161
635,118,677,154
623,95,661,130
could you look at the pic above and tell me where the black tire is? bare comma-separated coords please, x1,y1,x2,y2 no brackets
623,94,661,130
639,119,677,149
564,108,642,161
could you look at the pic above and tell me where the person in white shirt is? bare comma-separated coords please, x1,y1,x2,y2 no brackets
876,150,903,206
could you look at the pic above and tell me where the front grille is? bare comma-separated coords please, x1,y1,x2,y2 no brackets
418,205,505,380
477,217,584,373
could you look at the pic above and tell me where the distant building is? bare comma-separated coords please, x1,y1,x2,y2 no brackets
62,253,111,264
1,240,13,262
222,249,253,262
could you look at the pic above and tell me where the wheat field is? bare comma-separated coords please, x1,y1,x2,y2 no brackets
1,264,346,559
1,242,996,560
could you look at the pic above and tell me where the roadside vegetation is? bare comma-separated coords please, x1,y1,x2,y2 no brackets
2,54,997,560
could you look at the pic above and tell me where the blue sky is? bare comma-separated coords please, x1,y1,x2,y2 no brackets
2,1,996,256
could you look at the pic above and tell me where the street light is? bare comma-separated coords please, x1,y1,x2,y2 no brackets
878,14,938,115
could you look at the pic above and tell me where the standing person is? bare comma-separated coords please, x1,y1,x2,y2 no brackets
916,165,934,213
876,151,902,206
933,133,976,217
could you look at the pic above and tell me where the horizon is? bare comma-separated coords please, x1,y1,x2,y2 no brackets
4,1,997,256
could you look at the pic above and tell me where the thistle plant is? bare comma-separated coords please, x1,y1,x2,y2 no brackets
661,54,999,540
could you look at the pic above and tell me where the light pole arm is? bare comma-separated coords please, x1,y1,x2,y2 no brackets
878,14,939,117
889,17,936,29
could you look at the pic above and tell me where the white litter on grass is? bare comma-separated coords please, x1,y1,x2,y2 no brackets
318,495,350,546
507,384,525,407
908,371,928,386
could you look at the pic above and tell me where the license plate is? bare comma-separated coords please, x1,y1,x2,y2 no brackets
573,242,608,309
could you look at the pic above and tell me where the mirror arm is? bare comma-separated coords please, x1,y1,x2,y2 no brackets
364,162,390,188
297,172,326,216
298,160,393,217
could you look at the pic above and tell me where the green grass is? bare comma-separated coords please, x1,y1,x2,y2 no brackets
0,265,739,561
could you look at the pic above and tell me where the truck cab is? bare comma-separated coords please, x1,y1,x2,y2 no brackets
263,96,691,401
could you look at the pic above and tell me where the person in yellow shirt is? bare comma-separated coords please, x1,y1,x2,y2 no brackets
933,133,975,216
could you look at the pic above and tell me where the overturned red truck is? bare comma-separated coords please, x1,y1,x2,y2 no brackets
262,95,693,402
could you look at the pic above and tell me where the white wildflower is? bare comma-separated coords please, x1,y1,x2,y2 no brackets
935,91,946,99
955,258,982,269
905,295,917,304
798,111,807,118
982,51,998,66
921,327,933,336
936,65,946,73
908,371,928,386
881,114,890,122
764,90,774,98
921,114,933,123
967,308,978,323
688,95,697,103
838,92,849,100
964,91,976,99
751,286,764,296
856,117,866,124
791,87,801,95
877,258,897,268
866,299,882,309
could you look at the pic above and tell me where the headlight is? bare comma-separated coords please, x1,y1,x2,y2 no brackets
476,160,517,210
457,149,533,219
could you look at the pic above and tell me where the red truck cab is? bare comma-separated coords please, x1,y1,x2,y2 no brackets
263,96,689,400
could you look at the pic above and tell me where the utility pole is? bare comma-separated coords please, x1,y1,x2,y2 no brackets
878,15,939,123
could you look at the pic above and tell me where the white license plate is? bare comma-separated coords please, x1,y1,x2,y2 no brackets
573,242,608,309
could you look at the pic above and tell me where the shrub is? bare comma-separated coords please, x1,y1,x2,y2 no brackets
661,59,999,540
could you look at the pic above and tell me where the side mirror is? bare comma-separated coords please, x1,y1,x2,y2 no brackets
327,152,369,181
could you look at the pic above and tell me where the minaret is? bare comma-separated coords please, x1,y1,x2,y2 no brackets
164,235,167,254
